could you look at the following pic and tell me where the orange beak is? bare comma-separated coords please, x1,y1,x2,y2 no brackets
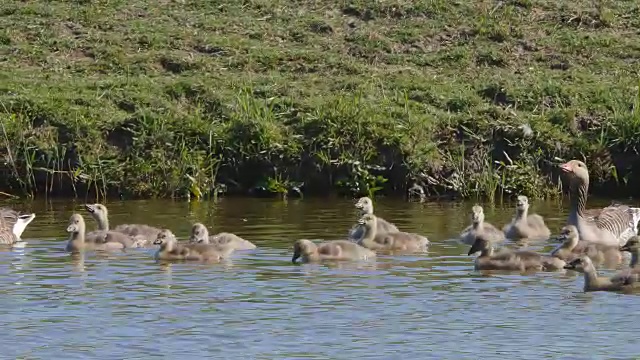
559,162,572,173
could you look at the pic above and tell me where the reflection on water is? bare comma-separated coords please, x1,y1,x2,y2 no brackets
0,197,639,358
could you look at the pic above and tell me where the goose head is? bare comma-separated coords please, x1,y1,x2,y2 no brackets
84,203,108,220
154,229,178,250
357,213,377,229
560,160,589,184
471,204,485,225
563,255,595,272
557,225,579,242
516,195,529,212
620,236,640,253
189,223,209,243
468,237,490,256
66,214,86,234
355,197,374,215
292,239,316,263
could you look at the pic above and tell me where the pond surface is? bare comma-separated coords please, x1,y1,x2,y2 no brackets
0,196,638,359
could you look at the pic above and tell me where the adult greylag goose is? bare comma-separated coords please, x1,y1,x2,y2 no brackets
356,214,429,252
65,214,136,252
154,229,233,262
291,239,376,263
85,203,162,246
468,237,565,272
0,207,35,245
348,197,399,241
560,160,640,246
563,256,640,293
551,225,622,268
502,195,551,240
459,204,505,245
188,223,256,251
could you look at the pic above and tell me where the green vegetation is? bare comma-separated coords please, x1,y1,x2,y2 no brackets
1,0,639,200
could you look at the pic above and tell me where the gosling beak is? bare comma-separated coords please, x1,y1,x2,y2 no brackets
153,238,162,245
84,204,95,213
357,219,365,225
620,244,630,252
188,236,198,243
291,251,300,263
559,162,572,173
467,241,482,256
66,224,77,233
556,234,568,242
355,202,363,209
563,263,576,270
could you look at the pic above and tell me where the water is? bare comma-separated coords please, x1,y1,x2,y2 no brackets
1,197,639,359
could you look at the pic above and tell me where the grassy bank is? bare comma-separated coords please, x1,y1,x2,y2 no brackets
1,0,640,200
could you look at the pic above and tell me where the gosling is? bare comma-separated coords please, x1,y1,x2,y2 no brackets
291,239,376,263
551,225,622,268
502,195,551,240
564,256,640,293
188,223,256,251
459,204,506,245
468,237,565,272
65,214,135,252
357,214,429,252
153,229,233,262
348,196,399,241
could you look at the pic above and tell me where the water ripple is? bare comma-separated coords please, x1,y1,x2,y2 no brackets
0,197,638,358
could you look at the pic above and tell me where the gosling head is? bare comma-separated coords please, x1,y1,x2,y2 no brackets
557,225,579,243
559,160,589,184
84,203,107,220
357,213,377,229
620,236,640,253
563,255,593,271
292,239,316,263
515,195,529,212
66,214,85,234
153,229,177,246
471,204,485,224
189,223,209,243
355,197,374,214
467,237,490,256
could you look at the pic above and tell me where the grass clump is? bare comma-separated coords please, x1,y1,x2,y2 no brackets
0,0,639,200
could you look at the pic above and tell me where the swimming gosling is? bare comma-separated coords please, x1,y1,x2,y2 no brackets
85,203,162,246
564,256,640,293
188,223,256,251
348,196,399,241
468,237,565,272
502,195,551,240
619,235,640,268
153,229,233,262
551,225,622,267
65,214,135,252
459,204,506,245
291,239,376,263
357,214,429,252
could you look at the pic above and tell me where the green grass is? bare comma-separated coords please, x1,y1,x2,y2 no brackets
1,0,639,199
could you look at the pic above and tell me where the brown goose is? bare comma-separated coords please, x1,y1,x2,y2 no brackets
291,239,376,263
564,256,640,293
65,214,136,252
0,207,35,245
348,197,399,241
468,237,565,272
551,225,622,268
357,214,429,252
459,205,505,245
502,195,551,240
560,160,640,246
85,203,162,246
188,223,256,251
154,229,233,262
